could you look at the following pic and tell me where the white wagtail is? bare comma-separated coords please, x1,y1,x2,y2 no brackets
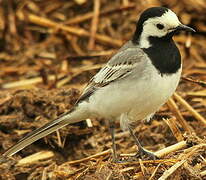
1,7,195,162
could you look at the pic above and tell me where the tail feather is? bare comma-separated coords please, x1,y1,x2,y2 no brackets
2,109,85,158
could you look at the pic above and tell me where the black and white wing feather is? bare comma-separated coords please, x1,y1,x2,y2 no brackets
77,47,147,103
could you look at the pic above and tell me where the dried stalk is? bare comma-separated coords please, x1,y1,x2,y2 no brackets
17,151,54,166
174,93,206,125
27,14,122,47
167,97,192,133
163,117,184,142
88,0,100,49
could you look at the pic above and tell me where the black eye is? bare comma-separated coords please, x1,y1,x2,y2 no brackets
156,23,164,30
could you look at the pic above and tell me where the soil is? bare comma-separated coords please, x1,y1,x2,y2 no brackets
0,0,206,179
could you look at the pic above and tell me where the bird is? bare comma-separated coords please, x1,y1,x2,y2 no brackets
1,7,195,162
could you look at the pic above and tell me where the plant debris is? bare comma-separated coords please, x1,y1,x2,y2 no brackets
0,0,206,179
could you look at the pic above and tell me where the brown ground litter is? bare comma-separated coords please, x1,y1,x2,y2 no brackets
0,0,206,179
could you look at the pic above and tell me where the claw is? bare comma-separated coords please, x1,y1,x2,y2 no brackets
112,156,134,163
136,148,158,160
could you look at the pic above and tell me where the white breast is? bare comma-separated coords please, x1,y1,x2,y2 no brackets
86,59,182,126
128,63,182,122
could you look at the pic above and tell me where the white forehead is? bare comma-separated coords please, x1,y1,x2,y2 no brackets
145,9,180,27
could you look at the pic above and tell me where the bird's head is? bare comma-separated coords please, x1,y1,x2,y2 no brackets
133,7,195,48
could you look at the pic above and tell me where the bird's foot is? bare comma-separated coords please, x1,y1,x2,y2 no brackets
135,148,158,160
111,154,135,163
111,154,126,163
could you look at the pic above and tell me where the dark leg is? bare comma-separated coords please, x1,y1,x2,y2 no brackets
109,121,118,162
128,126,157,160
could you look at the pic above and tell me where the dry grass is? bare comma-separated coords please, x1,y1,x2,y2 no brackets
0,0,206,179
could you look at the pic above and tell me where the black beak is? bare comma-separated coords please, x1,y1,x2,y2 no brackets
176,24,196,32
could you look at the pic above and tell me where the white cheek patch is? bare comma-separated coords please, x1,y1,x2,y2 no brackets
139,9,181,49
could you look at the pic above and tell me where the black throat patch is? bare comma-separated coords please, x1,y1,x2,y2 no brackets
143,36,181,75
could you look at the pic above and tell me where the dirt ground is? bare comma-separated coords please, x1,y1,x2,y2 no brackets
0,0,206,179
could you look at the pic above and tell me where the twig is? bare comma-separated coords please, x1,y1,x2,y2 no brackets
2,74,60,89
74,0,86,5
186,90,206,97
200,170,206,177
56,130,64,148
65,3,135,24
158,144,205,180
2,64,103,89
174,92,206,125
65,149,112,165
86,119,93,127
121,141,187,158
120,166,135,173
148,163,161,180
65,35,86,55
154,141,187,158
88,0,100,49
182,76,206,88
119,159,178,165
41,167,48,180
167,97,192,133
27,14,122,47
75,167,90,179
17,151,54,166
158,159,187,180
184,69,206,76
163,117,184,142
139,158,146,176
